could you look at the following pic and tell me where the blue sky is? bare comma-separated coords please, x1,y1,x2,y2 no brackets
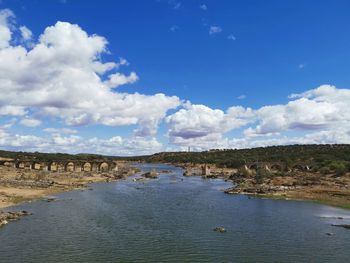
0,0,349,155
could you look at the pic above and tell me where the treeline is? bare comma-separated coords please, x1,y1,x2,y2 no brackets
1,144,350,175
123,144,350,175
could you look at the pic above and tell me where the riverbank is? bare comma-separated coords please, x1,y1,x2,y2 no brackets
0,164,137,209
179,163,350,210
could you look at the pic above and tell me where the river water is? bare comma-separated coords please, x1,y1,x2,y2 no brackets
1,163,350,263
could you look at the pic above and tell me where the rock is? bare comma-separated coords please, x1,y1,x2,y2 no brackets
0,219,8,227
213,227,226,233
332,224,350,229
326,232,333,236
0,210,32,228
142,171,158,179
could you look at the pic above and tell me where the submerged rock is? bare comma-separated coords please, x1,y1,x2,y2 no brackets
213,227,226,233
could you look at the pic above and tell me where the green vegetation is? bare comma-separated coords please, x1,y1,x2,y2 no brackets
123,144,350,174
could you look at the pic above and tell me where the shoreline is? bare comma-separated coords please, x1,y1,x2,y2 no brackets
178,162,350,210
0,165,138,210
1,162,350,211
224,190,350,210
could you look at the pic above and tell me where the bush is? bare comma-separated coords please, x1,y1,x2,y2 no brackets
319,166,332,175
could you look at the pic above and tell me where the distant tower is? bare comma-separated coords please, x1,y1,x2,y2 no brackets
188,146,191,152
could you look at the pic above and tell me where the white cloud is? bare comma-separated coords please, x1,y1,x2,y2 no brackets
200,4,207,10
19,25,32,41
237,94,246,100
0,129,164,155
209,26,222,35
166,85,350,150
104,72,138,88
166,103,255,146
0,105,26,116
0,11,180,136
0,9,14,49
19,118,41,127
248,85,349,137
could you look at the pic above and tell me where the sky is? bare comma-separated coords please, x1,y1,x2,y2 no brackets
0,0,350,155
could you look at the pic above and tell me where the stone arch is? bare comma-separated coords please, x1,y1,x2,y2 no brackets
31,162,42,170
82,162,92,172
65,161,75,172
16,161,26,169
99,162,109,172
3,161,13,167
48,162,58,172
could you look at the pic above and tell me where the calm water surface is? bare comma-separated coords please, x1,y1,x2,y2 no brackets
1,163,350,263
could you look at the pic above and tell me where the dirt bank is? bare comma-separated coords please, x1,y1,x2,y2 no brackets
0,164,137,209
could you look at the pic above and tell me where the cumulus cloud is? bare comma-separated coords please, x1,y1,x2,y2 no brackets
247,85,349,137
0,11,180,136
166,85,350,150
166,103,255,147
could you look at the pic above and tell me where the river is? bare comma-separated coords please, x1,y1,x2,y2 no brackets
1,163,350,262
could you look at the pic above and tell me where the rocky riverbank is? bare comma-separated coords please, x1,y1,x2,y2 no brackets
0,210,32,228
224,172,350,209
179,163,350,209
